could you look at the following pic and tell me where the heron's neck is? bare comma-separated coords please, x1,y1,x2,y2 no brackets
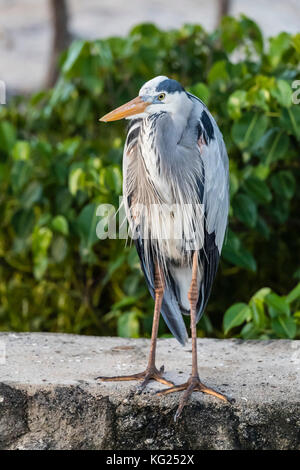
170,110,191,144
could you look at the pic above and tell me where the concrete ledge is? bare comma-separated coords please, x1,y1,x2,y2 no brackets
0,333,299,450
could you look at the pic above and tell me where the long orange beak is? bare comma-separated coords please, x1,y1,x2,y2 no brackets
99,96,150,122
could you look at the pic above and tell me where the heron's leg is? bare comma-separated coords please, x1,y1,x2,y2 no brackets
156,251,233,421
96,263,174,390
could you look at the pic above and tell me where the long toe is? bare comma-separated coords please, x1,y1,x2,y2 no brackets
198,382,233,403
95,367,174,390
155,383,188,396
95,372,143,381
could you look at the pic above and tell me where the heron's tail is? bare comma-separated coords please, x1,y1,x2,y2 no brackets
133,237,188,346
160,288,188,346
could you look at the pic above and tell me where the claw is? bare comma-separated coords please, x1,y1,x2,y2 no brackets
135,378,149,394
174,382,195,421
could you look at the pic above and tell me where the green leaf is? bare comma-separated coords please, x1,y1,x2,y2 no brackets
270,171,295,200
11,208,35,238
251,287,271,301
232,112,269,151
227,90,247,120
45,79,75,115
52,215,69,236
130,22,161,38
81,76,104,97
62,40,87,75
32,227,53,280
117,311,140,338
21,181,43,209
220,17,243,53
279,106,300,140
293,268,300,280
269,195,290,224
75,97,91,126
271,80,293,108
223,303,251,335
207,60,229,86
232,193,257,227
268,32,291,68
188,83,210,105
101,253,126,287
12,141,31,161
112,297,138,310
286,283,300,304
252,164,270,181
255,216,270,239
127,248,140,270
269,32,291,65
11,161,32,194
265,293,290,316
243,177,272,205
99,166,122,194
93,40,113,68
51,235,68,263
229,172,239,199
58,137,81,156
76,203,98,249
222,230,257,272
292,33,300,53
198,315,214,335
240,15,263,54
257,128,289,164
271,316,296,339
69,165,85,195
240,322,260,340
249,298,266,329
0,120,16,153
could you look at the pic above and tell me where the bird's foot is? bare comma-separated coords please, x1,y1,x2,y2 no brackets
95,365,174,394
156,375,234,422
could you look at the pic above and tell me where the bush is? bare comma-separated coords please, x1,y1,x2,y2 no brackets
223,283,300,339
0,16,299,339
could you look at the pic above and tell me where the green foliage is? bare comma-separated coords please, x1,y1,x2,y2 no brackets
0,16,299,339
223,283,300,339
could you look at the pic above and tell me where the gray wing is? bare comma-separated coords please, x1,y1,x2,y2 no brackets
187,93,230,320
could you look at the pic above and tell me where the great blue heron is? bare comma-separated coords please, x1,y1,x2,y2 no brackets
97,76,232,420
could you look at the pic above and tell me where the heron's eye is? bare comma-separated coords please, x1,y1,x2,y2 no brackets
157,93,166,101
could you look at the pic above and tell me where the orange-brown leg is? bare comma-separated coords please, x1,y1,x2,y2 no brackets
96,264,174,392
156,251,233,421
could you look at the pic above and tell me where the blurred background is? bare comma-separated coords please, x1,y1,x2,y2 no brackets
0,1,299,340
1,0,300,94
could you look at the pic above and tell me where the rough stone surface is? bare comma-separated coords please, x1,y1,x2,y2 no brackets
0,332,299,450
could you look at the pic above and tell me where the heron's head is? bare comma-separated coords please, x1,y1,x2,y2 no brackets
99,76,191,122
